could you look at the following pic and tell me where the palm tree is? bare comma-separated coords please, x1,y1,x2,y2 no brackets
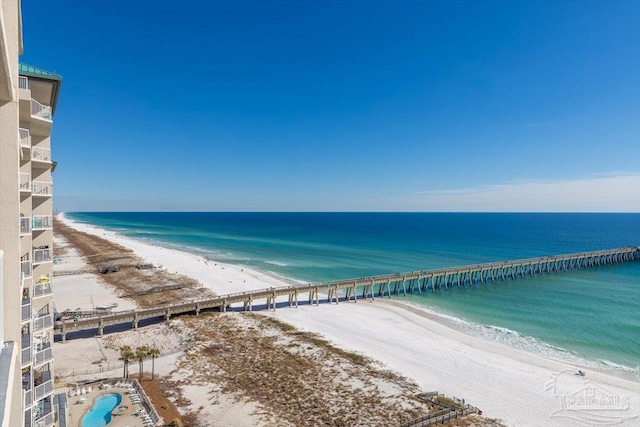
147,346,161,380
119,345,134,379
135,346,149,381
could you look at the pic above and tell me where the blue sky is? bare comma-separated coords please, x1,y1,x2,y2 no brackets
21,0,640,212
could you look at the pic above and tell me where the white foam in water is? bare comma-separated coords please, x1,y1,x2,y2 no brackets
404,302,638,374
265,270,309,285
265,260,288,267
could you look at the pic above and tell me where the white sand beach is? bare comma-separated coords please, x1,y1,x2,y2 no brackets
55,213,640,426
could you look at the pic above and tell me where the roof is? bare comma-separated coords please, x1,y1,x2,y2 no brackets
18,62,62,115
18,63,62,81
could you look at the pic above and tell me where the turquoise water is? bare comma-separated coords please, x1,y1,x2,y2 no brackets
67,212,640,371
81,393,122,427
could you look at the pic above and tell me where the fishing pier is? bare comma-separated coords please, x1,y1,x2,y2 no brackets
54,246,639,341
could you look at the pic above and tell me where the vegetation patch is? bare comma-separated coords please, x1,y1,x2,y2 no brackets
171,313,434,426
54,218,215,307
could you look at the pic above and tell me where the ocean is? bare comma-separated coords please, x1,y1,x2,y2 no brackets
66,212,640,372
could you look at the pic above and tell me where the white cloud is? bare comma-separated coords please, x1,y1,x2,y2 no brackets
408,172,640,212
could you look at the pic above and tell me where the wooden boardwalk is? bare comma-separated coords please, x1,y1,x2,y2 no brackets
400,392,481,426
54,246,639,341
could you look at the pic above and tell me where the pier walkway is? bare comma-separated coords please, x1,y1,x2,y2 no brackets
54,246,639,341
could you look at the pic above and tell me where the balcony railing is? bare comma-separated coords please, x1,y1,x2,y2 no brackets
20,173,31,192
32,215,52,230
31,147,51,163
24,388,33,409
34,343,53,367
33,398,54,427
33,409,54,427
21,333,32,366
22,369,32,391
21,216,31,235
21,299,32,322
33,248,52,264
31,99,52,121
24,406,32,427
20,128,31,148
33,281,53,299
19,75,30,96
34,371,53,400
32,181,52,197
21,260,33,279
34,313,53,333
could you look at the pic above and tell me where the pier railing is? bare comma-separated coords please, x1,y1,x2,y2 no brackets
54,246,640,341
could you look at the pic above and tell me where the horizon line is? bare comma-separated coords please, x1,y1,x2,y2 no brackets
58,210,640,214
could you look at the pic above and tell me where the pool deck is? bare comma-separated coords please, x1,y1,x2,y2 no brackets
65,382,154,427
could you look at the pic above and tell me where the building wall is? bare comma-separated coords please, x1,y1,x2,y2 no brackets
3,2,59,426
0,0,27,424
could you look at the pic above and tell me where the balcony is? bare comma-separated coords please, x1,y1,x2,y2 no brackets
20,172,31,192
32,181,52,197
33,281,53,299
21,216,31,235
32,215,52,230
31,99,52,121
33,248,52,264
32,147,51,163
21,298,32,322
34,313,53,333
34,371,53,401
33,397,54,427
22,372,33,408
21,260,33,279
34,342,53,367
22,333,32,367
20,128,31,148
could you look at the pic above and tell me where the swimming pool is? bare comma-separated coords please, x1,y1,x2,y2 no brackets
81,393,122,427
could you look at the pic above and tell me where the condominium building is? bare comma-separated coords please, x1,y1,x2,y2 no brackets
18,61,61,427
1,1,61,426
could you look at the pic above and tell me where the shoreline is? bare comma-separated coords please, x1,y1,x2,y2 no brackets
57,213,640,426
59,213,638,376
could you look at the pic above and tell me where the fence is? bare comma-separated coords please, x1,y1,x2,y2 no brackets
58,345,186,379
